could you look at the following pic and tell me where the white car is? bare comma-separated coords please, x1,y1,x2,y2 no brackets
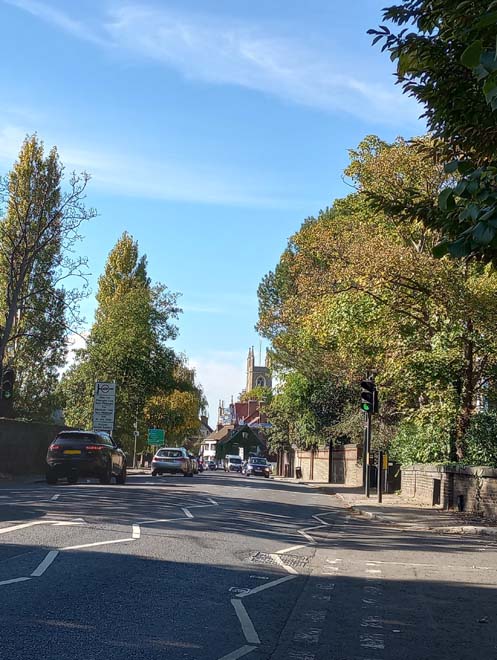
151,447,194,477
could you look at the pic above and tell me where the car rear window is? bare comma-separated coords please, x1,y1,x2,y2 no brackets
156,449,183,458
229,458,242,464
56,433,99,443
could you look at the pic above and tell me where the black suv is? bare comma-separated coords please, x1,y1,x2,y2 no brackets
46,430,127,485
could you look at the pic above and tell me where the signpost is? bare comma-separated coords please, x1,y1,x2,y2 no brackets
92,382,116,433
147,428,165,446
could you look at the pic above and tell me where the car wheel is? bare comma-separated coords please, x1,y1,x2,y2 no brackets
152,470,158,477
67,474,78,485
46,471,57,485
116,465,127,485
264,474,270,478
99,462,112,485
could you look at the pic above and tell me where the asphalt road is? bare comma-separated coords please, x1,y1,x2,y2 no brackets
0,472,496,660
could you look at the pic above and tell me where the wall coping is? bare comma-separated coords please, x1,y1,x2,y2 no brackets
403,463,497,478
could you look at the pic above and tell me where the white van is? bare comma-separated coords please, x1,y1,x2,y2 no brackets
224,454,243,472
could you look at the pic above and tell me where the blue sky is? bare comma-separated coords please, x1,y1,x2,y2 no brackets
0,0,422,422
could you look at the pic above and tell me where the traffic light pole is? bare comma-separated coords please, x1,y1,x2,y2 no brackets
364,411,371,498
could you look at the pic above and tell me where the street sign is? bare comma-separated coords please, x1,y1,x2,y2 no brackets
147,428,165,445
92,382,116,432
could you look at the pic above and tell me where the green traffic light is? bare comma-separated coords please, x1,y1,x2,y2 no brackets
361,402,371,412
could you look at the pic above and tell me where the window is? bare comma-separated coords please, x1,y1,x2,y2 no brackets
256,376,265,387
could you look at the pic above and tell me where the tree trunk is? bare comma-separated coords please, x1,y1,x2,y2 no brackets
455,320,475,461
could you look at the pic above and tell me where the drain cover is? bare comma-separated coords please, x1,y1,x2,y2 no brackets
249,552,309,569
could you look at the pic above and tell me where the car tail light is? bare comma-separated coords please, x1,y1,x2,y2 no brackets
50,444,62,451
85,445,106,451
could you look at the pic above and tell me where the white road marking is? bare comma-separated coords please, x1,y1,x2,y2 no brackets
182,507,194,519
276,544,307,555
50,494,60,501
132,524,141,539
366,569,382,574
271,554,299,575
0,577,31,586
135,517,180,525
62,538,134,550
217,644,256,660
0,520,60,535
238,575,297,598
231,599,261,644
31,550,59,577
208,498,219,505
298,528,318,543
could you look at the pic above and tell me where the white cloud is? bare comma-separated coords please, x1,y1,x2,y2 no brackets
105,5,418,125
0,120,301,208
5,0,421,127
4,0,105,45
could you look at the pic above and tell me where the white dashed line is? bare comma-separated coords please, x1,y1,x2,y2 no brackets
182,507,194,519
0,577,31,586
217,644,256,660
231,599,261,644
31,550,59,577
50,494,60,501
237,575,297,598
276,544,307,555
132,524,141,539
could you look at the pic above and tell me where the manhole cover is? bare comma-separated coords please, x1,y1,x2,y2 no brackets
249,552,309,569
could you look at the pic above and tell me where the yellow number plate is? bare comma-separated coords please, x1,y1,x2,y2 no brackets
63,450,81,455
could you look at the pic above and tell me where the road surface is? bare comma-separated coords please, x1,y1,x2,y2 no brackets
0,472,496,659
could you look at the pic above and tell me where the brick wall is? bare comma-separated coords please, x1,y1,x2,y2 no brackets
402,464,497,518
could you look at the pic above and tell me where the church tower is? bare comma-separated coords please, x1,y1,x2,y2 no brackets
246,346,272,393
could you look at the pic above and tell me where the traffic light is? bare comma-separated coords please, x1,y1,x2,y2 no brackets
1,368,14,400
361,379,378,414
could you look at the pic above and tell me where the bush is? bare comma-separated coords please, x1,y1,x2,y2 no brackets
465,412,497,467
389,420,452,466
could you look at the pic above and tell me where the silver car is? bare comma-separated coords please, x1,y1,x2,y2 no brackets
151,447,194,477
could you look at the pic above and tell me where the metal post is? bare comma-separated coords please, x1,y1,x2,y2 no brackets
365,411,371,498
328,440,333,484
378,450,383,503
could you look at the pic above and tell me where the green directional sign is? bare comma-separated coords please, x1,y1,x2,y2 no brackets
147,428,165,445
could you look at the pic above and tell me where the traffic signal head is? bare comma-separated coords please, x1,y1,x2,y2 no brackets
360,380,377,414
1,368,14,400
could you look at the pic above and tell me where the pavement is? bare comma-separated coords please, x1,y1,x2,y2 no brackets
273,476,497,536
1,472,497,659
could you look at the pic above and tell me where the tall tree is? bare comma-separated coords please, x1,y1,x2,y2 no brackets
61,233,187,451
369,1,497,260
0,134,94,418
258,138,497,459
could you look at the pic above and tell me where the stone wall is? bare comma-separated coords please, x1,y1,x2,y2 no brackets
295,444,362,486
402,464,497,518
0,418,69,475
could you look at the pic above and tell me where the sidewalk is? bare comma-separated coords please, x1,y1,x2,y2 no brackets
323,484,497,536
272,476,497,536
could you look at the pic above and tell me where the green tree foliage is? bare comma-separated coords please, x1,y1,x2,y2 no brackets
370,2,497,260
60,233,195,452
266,372,351,451
239,386,273,403
0,134,94,420
258,137,497,460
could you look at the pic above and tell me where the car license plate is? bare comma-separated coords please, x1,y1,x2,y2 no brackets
64,450,81,455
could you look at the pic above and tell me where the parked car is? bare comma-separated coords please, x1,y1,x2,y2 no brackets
46,430,127,485
242,457,271,478
224,455,243,472
189,455,199,474
151,447,194,477
208,461,218,471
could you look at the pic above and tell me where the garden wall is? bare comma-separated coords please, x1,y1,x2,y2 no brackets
402,463,497,518
0,418,69,476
